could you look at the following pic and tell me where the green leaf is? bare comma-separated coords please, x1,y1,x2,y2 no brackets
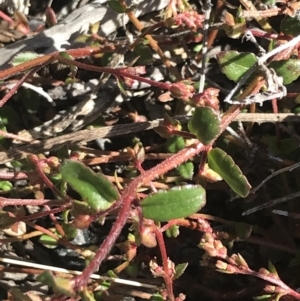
62,222,78,241
132,43,153,65
39,234,58,249
80,288,96,301
216,51,257,82
10,51,40,66
0,181,13,191
188,107,221,145
174,262,188,279
60,160,119,212
270,59,300,85
253,295,272,301
0,124,7,141
268,261,278,276
166,135,185,153
37,271,75,297
0,105,19,126
116,77,128,96
281,15,300,37
166,136,194,179
107,0,126,13
208,148,251,197
178,162,194,180
72,199,97,216
150,293,165,301
165,225,180,238
141,185,206,222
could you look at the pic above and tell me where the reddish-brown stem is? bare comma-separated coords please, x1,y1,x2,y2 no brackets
21,202,71,222
75,143,207,289
73,105,242,290
29,155,62,197
0,10,14,24
198,149,207,174
56,55,171,90
73,182,136,289
44,204,66,237
154,226,174,301
136,161,157,193
224,262,300,299
0,45,118,80
249,28,291,41
170,129,196,139
24,219,61,241
161,217,213,233
24,219,83,254
0,65,41,107
0,198,63,207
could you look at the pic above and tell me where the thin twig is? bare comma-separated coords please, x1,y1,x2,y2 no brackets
198,0,212,93
250,162,300,195
242,191,300,216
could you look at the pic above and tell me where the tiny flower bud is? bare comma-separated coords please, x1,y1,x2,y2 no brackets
170,82,195,101
72,214,92,229
259,268,270,276
216,260,228,270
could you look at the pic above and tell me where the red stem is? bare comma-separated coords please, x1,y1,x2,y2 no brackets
56,55,171,91
154,226,174,301
0,198,63,207
0,45,117,80
72,107,241,290
228,263,300,299
29,155,62,197
0,65,42,107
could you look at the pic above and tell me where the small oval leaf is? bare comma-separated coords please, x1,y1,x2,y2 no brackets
166,136,194,179
11,51,40,66
175,262,188,279
141,185,206,222
61,160,118,211
217,51,257,82
269,59,300,85
208,148,251,197
177,162,194,180
188,107,221,145
166,135,185,153
39,234,58,249
107,0,126,13
281,15,300,37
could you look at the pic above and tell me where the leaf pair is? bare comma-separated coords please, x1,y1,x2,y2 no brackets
61,160,206,222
